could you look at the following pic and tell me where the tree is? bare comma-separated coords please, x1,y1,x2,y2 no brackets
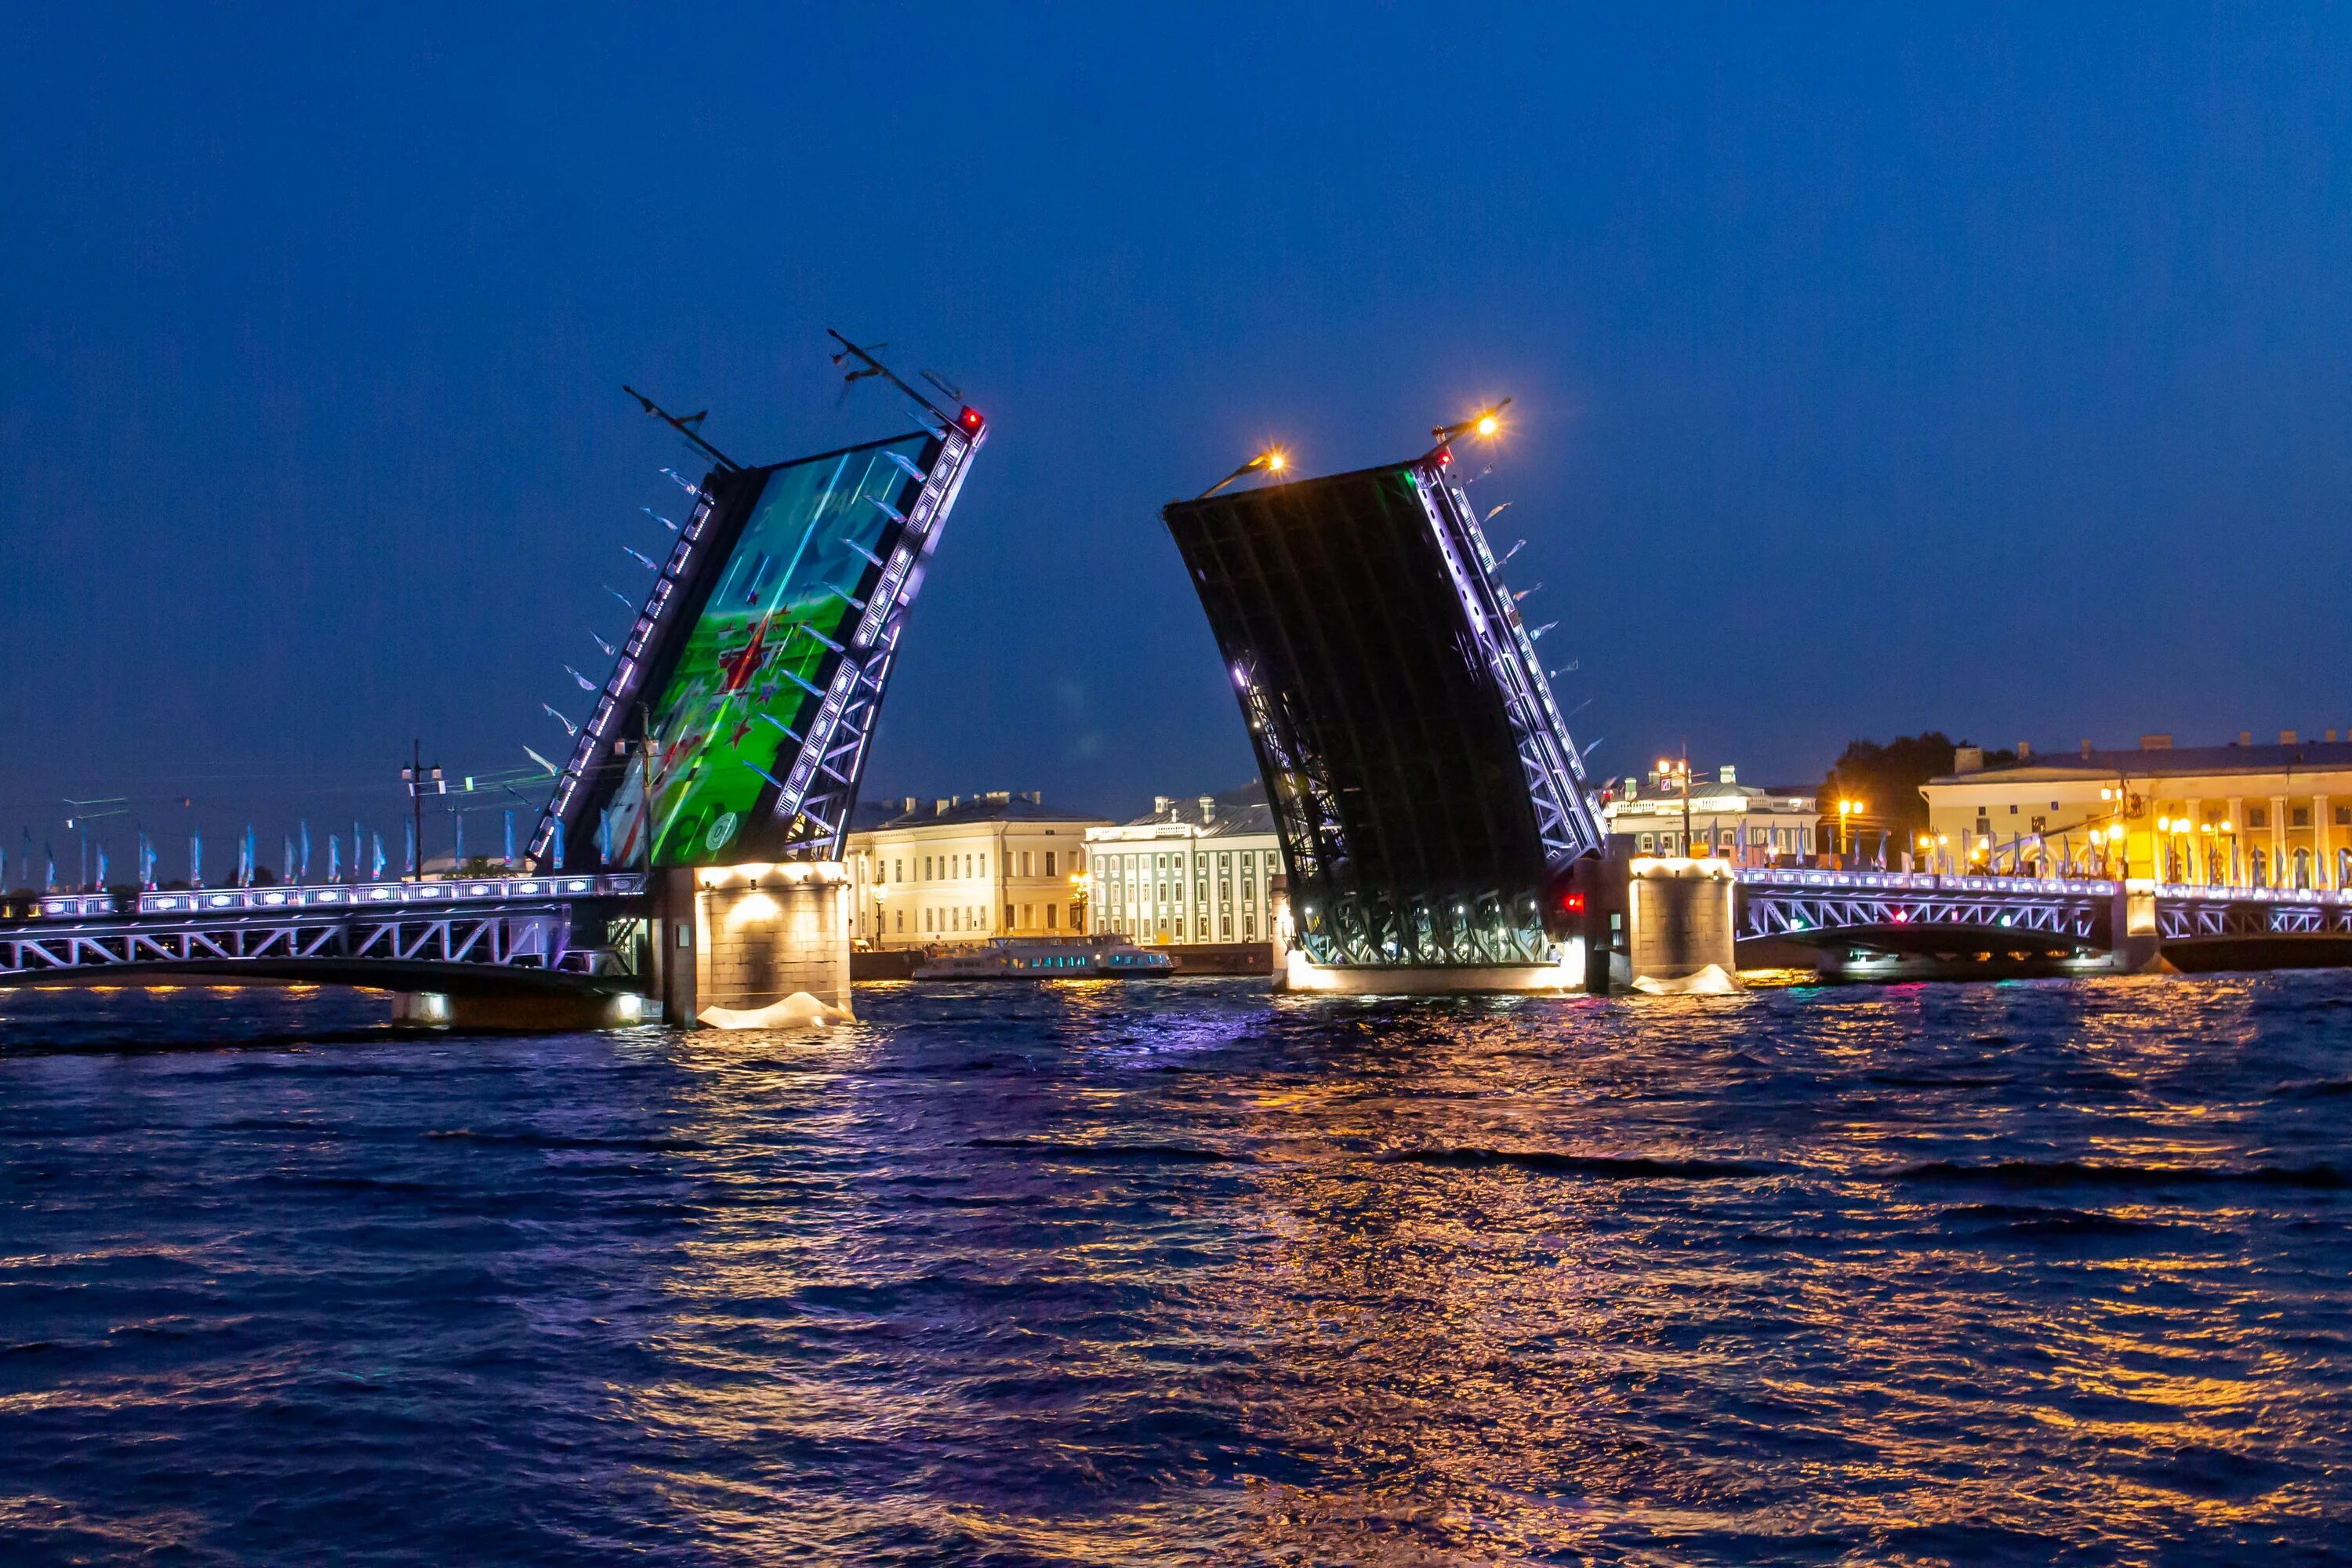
1822,732,2015,843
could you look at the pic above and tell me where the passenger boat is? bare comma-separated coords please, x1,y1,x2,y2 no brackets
912,935,1176,980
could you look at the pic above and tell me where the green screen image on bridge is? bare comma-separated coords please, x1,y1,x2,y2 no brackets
1163,459,1589,967
590,433,935,867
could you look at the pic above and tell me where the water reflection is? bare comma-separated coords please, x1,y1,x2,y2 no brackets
0,975,2346,1562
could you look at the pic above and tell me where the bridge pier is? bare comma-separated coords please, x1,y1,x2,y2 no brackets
651,862,853,1028
1579,856,1742,993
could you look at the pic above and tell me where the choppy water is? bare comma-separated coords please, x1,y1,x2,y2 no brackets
1,972,2347,1566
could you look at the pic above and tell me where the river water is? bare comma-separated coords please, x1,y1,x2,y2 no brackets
0,973,2346,1566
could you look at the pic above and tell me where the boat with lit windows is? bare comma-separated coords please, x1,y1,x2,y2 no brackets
912,935,1175,980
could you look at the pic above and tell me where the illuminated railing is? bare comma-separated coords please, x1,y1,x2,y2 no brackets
28,873,646,921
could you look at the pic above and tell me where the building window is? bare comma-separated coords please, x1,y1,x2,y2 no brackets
1243,915,1255,937
1007,903,1016,928
1021,851,1033,877
2294,807,2312,828
1041,903,1055,930
2337,808,2350,826
895,910,904,934
1044,851,1057,877
1639,833,1655,851
2250,807,2270,829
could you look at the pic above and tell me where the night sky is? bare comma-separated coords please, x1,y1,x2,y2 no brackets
5,7,2350,867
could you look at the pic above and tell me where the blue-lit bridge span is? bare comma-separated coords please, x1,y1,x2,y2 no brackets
1,875,648,1000
1738,866,2352,975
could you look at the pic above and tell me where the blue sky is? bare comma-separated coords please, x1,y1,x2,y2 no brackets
5,5,2350,859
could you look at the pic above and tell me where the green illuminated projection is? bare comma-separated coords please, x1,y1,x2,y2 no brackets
598,435,928,866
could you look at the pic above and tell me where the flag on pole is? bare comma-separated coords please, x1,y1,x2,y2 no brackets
299,820,311,882
45,844,56,891
503,811,514,867
553,818,564,870
96,844,108,886
455,813,465,868
352,821,362,882
405,818,416,878
188,834,201,887
372,833,385,880
283,833,296,884
328,836,339,882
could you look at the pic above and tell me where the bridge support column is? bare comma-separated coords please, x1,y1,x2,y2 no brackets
1624,858,1740,993
2108,878,2171,974
659,862,853,1028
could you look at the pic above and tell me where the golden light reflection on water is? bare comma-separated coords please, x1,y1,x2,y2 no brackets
1,975,2343,1560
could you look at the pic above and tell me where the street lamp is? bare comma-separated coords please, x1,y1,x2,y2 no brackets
1836,797,1867,862
1657,756,1693,855
1198,447,1290,499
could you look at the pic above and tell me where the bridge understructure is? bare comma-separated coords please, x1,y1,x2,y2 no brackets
1738,868,2352,980
0,362,986,1031
1163,448,1610,993
1,876,653,1029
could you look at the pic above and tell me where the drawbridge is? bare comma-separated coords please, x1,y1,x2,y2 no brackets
1162,423,1607,989
1,338,987,1025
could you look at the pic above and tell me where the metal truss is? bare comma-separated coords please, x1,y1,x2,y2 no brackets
532,419,984,869
1413,463,1606,871
534,467,728,867
1737,867,2352,953
1737,869,2108,948
0,901,644,985
780,419,982,856
2155,892,2352,941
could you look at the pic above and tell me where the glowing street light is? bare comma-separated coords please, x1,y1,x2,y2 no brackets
1198,446,1292,499
1835,797,1867,861
1433,396,1513,448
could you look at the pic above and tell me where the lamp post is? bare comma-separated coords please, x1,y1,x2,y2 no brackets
1835,797,1866,864
1657,757,1693,855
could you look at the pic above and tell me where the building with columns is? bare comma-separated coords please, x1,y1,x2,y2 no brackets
1599,764,1818,862
1085,787,1284,945
1920,731,2352,887
844,793,1110,949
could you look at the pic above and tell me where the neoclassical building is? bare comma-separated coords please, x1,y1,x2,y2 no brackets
1921,731,2352,887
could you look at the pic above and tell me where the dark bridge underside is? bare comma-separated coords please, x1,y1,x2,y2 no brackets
1163,461,1595,967
1759,922,2104,959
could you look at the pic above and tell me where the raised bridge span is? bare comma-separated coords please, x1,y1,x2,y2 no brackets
1,341,988,1027
9,382,2347,1013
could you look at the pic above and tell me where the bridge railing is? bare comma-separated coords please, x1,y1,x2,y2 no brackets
1737,867,2117,898
27,873,647,922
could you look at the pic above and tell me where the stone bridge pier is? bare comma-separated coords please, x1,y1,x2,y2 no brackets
649,862,853,1027
1577,856,1741,994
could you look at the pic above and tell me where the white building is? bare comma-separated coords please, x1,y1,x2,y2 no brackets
1086,788,1284,945
845,793,1109,949
1601,764,1817,862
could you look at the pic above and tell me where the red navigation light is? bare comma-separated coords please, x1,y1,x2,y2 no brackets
1436,446,1454,467
1561,891,1586,915
960,406,985,431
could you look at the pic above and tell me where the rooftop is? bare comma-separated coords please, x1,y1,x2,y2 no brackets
1094,782,1277,840
862,791,1108,829
1933,739,2352,785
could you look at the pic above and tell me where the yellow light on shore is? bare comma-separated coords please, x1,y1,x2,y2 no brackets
1475,413,1501,437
